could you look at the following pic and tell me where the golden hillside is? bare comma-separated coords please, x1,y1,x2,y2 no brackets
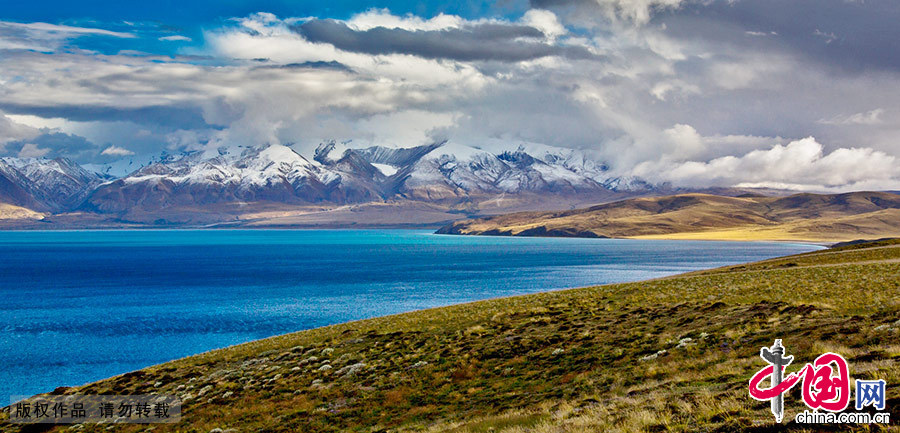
0,203,45,221
437,191,900,242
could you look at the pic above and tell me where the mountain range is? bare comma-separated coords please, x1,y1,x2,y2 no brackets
0,141,662,228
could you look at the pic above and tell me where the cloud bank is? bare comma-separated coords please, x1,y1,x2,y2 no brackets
0,1,898,191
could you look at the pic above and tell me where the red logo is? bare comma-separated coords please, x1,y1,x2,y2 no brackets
749,340,850,422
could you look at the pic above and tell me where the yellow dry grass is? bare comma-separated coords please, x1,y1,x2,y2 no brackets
0,203,45,220
442,192,900,243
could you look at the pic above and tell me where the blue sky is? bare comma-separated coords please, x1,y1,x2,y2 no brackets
3,0,526,53
3,0,515,22
1,0,899,190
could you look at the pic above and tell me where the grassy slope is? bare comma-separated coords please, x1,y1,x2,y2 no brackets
2,241,900,432
0,203,44,221
437,191,900,242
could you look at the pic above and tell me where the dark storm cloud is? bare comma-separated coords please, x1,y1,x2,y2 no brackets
0,103,214,129
3,131,97,161
270,60,353,72
667,0,900,72
530,0,900,72
293,19,599,62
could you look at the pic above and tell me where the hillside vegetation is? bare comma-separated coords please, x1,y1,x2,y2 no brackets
0,203,44,221
2,240,899,432
437,191,900,242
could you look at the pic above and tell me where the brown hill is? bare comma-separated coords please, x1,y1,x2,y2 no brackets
436,191,900,242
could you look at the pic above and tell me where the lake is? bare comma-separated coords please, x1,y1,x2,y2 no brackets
0,229,821,399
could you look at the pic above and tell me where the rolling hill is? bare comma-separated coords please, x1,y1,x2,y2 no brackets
2,239,898,432
437,191,900,242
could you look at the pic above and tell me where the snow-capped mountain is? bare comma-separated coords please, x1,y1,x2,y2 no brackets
0,157,106,211
0,141,659,224
84,144,386,213
400,143,616,201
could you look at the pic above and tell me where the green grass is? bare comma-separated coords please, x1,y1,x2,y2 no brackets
2,240,899,432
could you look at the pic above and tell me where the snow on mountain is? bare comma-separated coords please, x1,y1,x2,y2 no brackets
0,159,41,209
3,141,655,216
371,164,398,176
0,156,105,211
399,142,629,199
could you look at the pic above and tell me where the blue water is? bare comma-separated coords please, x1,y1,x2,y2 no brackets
0,229,821,399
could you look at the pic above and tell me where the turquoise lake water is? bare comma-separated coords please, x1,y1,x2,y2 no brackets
0,229,821,400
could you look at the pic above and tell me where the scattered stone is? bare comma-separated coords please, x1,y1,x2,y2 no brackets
641,350,667,361
336,362,366,378
198,385,214,397
676,338,694,348
240,358,270,369
409,361,429,370
321,348,334,356
318,364,333,372
222,391,234,399
551,348,565,355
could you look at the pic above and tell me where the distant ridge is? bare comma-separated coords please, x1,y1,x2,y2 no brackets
437,191,900,242
0,142,655,227
1,143,888,230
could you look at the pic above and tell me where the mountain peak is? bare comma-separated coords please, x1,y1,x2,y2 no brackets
3,141,655,222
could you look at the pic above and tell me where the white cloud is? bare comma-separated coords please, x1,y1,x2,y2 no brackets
650,80,699,101
592,0,686,25
0,113,41,146
818,108,884,125
159,35,192,42
17,142,50,158
345,8,463,31
100,145,135,156
709,59,782,90
0,21,135,38
634,137,899,191
522,9,567,40
1,9,899,192
0,21,135,52
662,123,704,158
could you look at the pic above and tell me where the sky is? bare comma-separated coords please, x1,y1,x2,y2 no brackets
0,0,898,191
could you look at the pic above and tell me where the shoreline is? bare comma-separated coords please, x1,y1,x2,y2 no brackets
3,239,896,432
2,238,824,402
0,225,841,247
